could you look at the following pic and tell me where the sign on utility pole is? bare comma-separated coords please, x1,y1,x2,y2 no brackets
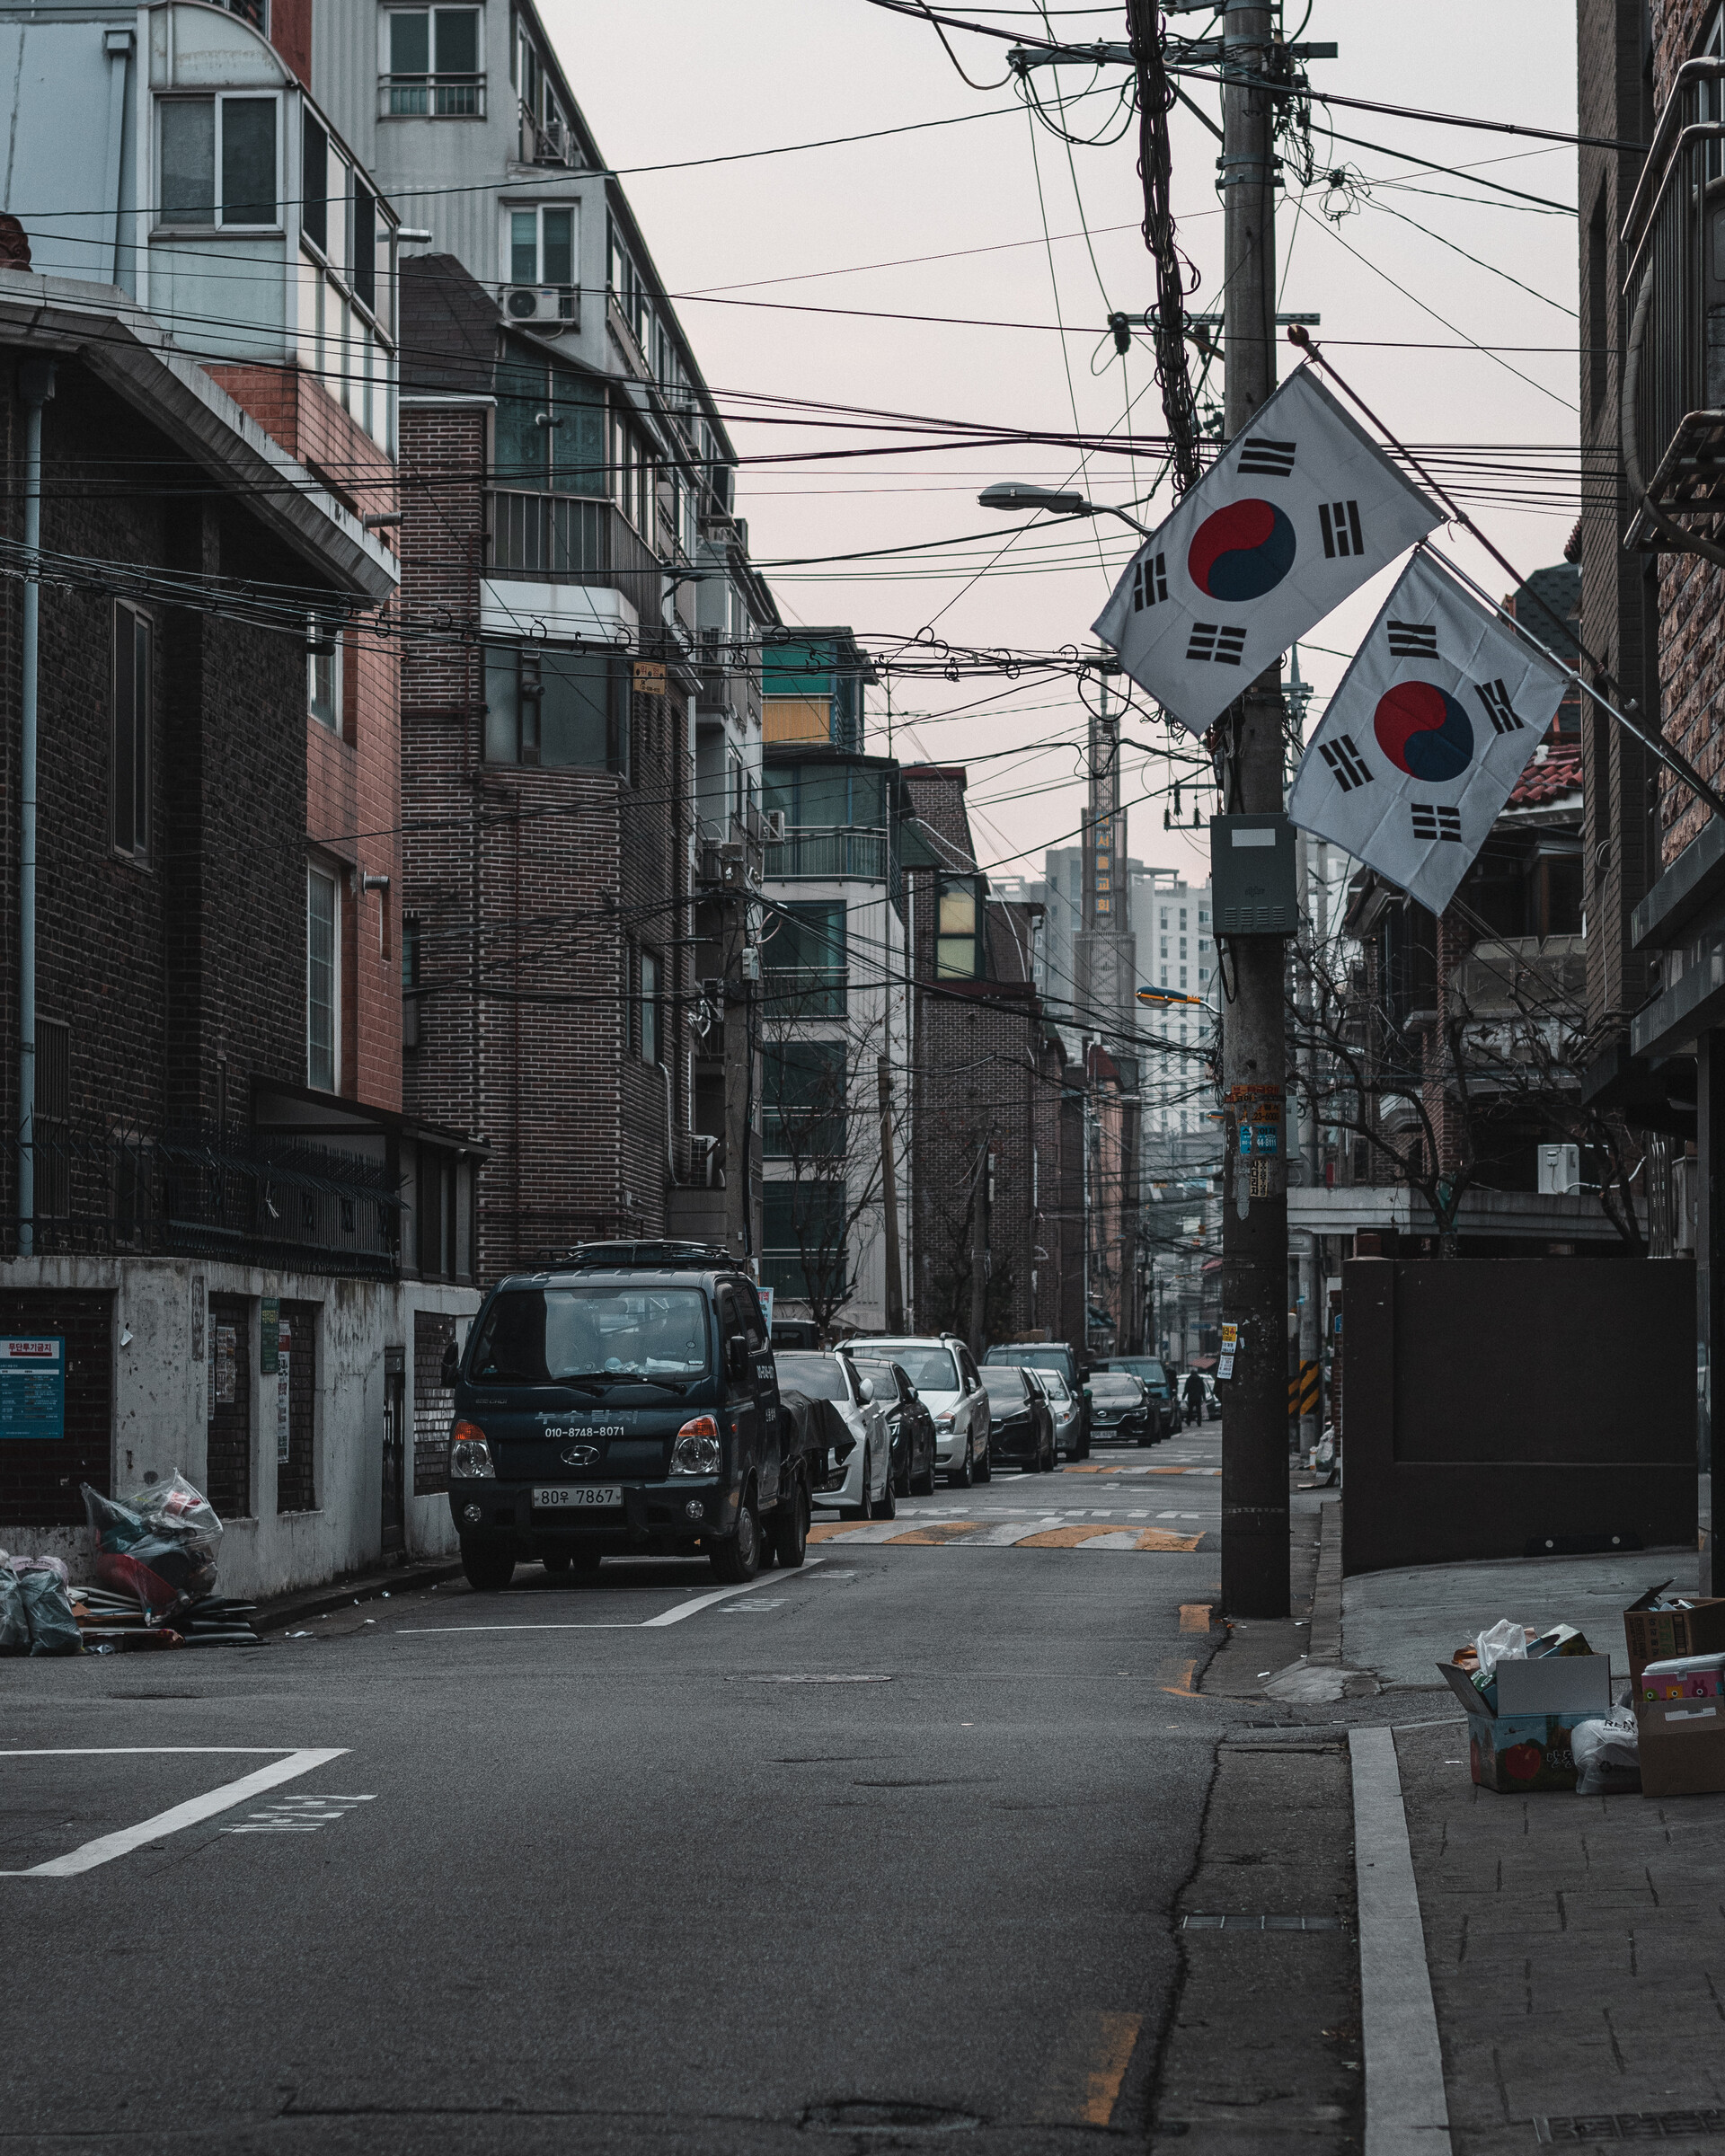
1217,0,1291,1620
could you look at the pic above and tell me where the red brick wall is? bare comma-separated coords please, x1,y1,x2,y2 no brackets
206,365,402,1112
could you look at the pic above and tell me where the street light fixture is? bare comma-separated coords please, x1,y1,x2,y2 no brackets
978,482,1154,540
1137,986,1216,1012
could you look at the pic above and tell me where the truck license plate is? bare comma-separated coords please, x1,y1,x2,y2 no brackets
532,1485,623,1509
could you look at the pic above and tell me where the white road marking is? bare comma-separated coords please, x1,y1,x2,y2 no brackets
0,1748,349,1878
641,1559,824,1626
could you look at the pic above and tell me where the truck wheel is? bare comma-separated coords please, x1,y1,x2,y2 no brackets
461,1541,515,1594
709,1486,761,1584
771,1476,809,1568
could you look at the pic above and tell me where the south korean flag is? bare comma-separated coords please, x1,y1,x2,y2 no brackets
1092,367,1441,736
1287,548,1570,916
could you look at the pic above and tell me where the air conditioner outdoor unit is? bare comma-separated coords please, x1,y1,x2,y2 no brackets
502,285,573,331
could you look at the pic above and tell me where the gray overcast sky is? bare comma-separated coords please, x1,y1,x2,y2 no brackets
548,0,1580,888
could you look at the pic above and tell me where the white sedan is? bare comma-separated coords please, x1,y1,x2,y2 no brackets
776,1351,895,1521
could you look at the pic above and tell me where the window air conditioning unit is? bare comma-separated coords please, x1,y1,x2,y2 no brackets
502,285,572,331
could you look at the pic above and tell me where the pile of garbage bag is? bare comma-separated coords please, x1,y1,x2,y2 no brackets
3,1475,261,1655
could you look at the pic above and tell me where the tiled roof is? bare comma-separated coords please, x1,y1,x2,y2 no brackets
1507,742,1582,808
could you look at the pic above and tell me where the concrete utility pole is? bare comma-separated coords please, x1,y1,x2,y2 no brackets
1217,0,1290,1618
969,1135,990,1355
719,849,753,1264
878,1054,906,1331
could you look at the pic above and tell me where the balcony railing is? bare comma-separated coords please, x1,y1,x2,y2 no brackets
382,73,485,117
1622,57,1725,542
486,490,663,629
0,1122,402,1276
762,968,848,1020
517,101,574,164
765,826,889,883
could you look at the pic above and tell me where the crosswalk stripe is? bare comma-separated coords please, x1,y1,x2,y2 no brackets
801,1519,1209,1552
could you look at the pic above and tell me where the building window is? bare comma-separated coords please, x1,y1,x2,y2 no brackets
385,7,483,116
764,1041,847,1160
509,204,574,287
936,876,985,979
639,949,661,1066
763,902,847,1018
402,915,422,1050
111,601,153,864
308,620,341,730
302,113,328,253
762,1179,847,1303
307,865,341,1091
158,94,279,227
482,644,628,773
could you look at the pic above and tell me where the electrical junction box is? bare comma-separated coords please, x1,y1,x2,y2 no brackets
1210,814,1298,936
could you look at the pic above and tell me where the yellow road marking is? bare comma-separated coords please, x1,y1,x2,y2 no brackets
1160,1657,1200,1697
1084,2011,1143,2125
1137,1528,1204,1551
1179,1603,1215,1631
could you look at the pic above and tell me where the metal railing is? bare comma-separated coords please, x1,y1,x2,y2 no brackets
517,102,573,164
1622,58,1725,537
486,491,662,626
765,826,889,882
0,1122,402,1276
381,73,485,118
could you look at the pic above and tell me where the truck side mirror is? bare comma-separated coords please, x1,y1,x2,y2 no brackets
726,1335,749,1383
440,1340,461,1388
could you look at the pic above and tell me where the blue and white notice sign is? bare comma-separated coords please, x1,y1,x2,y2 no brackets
0,1337,65,1439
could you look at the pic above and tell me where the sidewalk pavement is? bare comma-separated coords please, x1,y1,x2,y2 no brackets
1340,1542,1725,2152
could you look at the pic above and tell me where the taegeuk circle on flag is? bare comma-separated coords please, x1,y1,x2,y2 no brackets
1373,681,1474,783
1186,499,1297,603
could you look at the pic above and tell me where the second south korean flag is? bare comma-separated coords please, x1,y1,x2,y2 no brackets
1092,367,1441,735
1287,548,1570,916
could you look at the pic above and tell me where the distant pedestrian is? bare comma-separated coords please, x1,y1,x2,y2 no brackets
1183,1370,1205,1427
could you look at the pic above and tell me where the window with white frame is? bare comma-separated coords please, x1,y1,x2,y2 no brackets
308,620,341,731
639,949,661,1066
384,7,482,116
307,865,341,1091
508,204,574,287
158,94,279,226
111,601,153,865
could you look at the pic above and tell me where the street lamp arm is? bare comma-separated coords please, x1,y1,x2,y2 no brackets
978,482,1155,540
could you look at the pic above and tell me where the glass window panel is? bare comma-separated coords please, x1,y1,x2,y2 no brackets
937,937,980,978
938,881,977,937
492,354,546,484
160,100,215,225
541,208,572,286
301,114,327,252
433,8,478,72
390,10,429,70
307,870,337,1091
538,649,615,768
220,98,276,225
482,645,519,762
351,176,376,310
640,950,659,1065
548,372,605,496
797,767,847,826
852,769,886,826
510,210,537,285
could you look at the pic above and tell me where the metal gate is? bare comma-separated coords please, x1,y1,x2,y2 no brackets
382,1346,405,1555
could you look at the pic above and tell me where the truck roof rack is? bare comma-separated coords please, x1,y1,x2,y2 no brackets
553,1239,737,1273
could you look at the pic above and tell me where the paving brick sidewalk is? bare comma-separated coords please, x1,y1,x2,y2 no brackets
1345,1550,1725,2152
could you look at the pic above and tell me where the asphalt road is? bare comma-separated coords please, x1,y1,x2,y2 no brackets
4,1427,1235,2156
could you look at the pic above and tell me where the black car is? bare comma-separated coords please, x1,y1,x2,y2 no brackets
1099,1356,1178,1440
848,1356,938,1498
444,1241,818,1590
1086,1370,1152,1445
982,1341,1092,1456
978,1365,1057,1473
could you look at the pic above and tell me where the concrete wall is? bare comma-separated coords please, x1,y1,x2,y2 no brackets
0,1254,477,1599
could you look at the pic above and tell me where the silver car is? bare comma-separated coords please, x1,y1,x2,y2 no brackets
776,1351,895,1521
856,1335,992,1488
1027,1366,1082,1459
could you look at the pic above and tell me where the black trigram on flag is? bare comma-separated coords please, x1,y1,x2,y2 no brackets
1386,621,1438,658
1187,623,1248,666
1411,803,1463,842
1319,734,1373,792
1473,677,1524,734
1237,436,1296,477
1319,500,1366,559
1132,552,1168,613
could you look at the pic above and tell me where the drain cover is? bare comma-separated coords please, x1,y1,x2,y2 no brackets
1181,1913,1342,1931
801,2100,981,2134
1535,2116,1725,2143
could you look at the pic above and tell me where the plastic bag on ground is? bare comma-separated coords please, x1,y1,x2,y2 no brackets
1572,1710,1641,1796
0,1565,28,1654
17,1565,82,1656
9,1552,70,1586
1475,1620,1530,1679
81,1478,221,1627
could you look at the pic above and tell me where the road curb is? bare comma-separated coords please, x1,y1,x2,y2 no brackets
252,1558,465,1634
1349,1726,1452,2155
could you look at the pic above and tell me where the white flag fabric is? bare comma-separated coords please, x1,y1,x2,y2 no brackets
1092,367,1441,735
1286,549,1570,916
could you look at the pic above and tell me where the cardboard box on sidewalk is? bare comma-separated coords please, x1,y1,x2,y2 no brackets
1637,1696,1725,1797
1623,1589,1725,1691
1438,1656,1613,1793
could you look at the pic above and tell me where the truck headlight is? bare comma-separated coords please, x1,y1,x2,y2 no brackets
670,1415,721,1476
449,1421,495,1479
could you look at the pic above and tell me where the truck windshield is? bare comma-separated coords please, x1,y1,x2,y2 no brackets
470,1287,711,1387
